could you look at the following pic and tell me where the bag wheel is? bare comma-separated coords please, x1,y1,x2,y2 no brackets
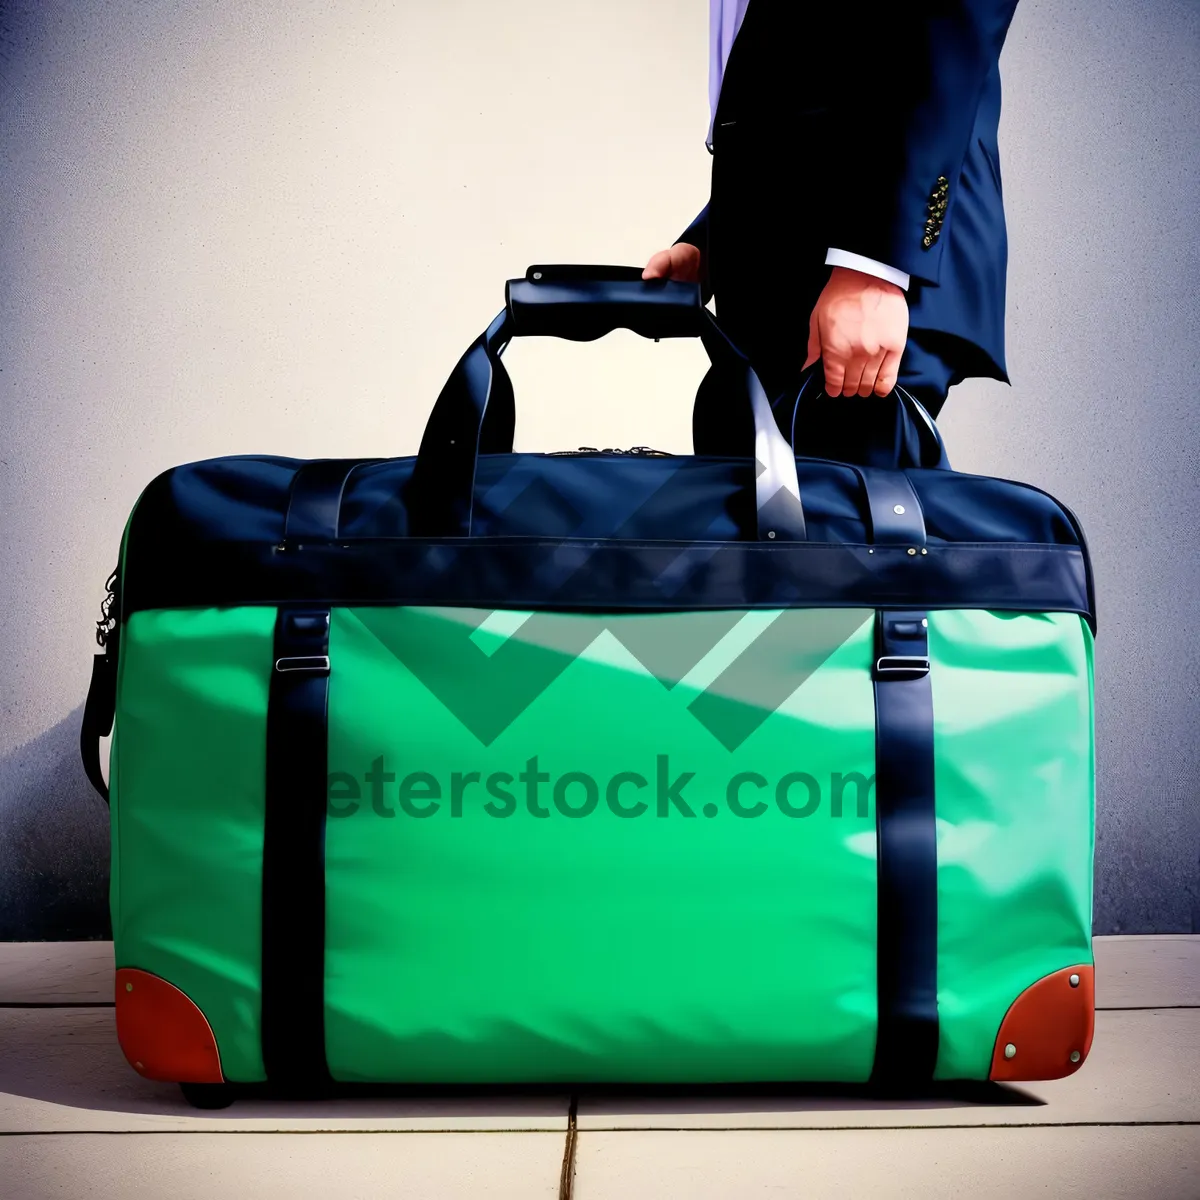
180,1082,235,1110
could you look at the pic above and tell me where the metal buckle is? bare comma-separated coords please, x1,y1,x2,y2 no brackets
274,655,331,674
873,655,930,681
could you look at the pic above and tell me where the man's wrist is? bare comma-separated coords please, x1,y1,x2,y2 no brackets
825,248,911,292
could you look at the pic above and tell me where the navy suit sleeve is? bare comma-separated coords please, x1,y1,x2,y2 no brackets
674,203,713,304
676,204,709,252
826,0,1019,287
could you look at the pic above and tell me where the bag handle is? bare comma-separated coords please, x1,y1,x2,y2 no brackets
506,263,707,342
407,266,806,541
771,364,951,470
80,567,120,804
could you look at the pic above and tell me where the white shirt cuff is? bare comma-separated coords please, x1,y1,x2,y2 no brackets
825,248,910,292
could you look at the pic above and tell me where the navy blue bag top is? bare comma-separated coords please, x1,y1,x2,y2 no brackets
116,265,1095,629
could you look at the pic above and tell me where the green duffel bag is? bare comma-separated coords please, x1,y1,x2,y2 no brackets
81,268,1096,1107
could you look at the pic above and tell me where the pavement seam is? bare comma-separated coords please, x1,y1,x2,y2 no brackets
558,1097,578,1200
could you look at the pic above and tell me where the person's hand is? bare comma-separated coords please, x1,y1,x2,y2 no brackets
803,266,909,397
642,243,703,283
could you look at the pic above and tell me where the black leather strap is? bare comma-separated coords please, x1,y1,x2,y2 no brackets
870,609,939,1085
120,539,1094,626
80,651,117,803
854,467,927,546
283,460,372,543
261,607,333,1089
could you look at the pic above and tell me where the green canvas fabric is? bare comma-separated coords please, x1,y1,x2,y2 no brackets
109,604,1094,1084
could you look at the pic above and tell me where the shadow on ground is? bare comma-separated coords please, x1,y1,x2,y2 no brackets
0,706,111,941
0,1006,1039,1124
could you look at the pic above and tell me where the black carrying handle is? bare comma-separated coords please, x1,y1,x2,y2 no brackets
478,264,744,455
505,264,707,342
407,265,806,541
773,364,951,470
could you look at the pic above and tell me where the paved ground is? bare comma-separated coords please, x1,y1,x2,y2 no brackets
1,937,1197,1198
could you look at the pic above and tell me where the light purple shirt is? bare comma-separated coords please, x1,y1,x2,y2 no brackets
707,0,752,151
706,0,909,290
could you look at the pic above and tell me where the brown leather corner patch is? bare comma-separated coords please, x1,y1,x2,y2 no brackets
115,968,224,1084
990,964,1095,1082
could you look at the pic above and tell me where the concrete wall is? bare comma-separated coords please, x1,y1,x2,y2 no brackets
1,0,1196,937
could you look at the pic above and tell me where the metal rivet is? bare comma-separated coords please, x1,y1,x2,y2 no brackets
893,504,906,514
1069,974,1080,987
921,619,928,627
532,271,543,280
1070,1050,1081,1063
767,531,776,539
907,547,917,556
868,548,874,554
1004,1043,1016,1059
920,548,928,555
125,982,133,992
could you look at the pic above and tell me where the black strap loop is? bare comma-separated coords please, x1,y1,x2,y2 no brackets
282,459,376,544
853,467,928,546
